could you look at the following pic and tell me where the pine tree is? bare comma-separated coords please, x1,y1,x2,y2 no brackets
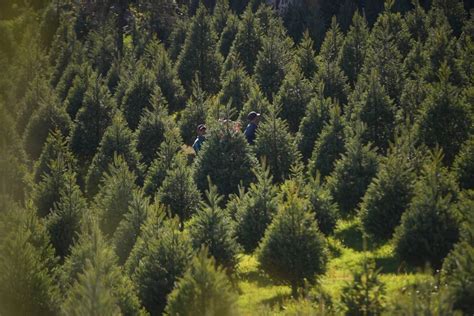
121,63,157,130
394,150,460,268
85,17,117,76
94,155,138,237
218,64,253,113
218,13,239,58
113,189,151,265
0,206,60,316
194,122,256,197
47,169,86,260
254,105,300,183
61,216,144,316
64,63,94,119
228,7,263,74
308,104,345,179
360,138,416,241
453,135,474,190
257,180,328,298
340,11,369,86
254,33,292,101
432,0,466,36
315,59,350,106
404,0,429,42
212,0,231,36
165,248,238,316
135,88,171,167
86,113,142,197
131,217,193,315
189,181,239,271
305,174,338,235
179,78,209,145
176,5,222,94
144,127,183,197
399,73,429,123
158,154,201,227
297,92,332,161
168,19,189,61
326,124,379,216
319,17,344,65
295,30,317,80
234,161,277,252
348,69,396,153
274,65,315,133
239,84,271,124
23,90,72,160
70,76,116,169
417,64,472,165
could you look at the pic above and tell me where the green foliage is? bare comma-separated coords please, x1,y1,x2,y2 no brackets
158,154,201,226
168,19,189,61
176,6,222,94
326,124,379,216
218,13,239,58
257,180,328,297
47,170,86,260
85,18,117,76
253,105,299,183
394,150,460,268
179,78,209,145
274,66,314,133
121,63,157,130
453,135,474,190
189,181,239,271
85,113,142,197
417,64,472,165
131,217,193,315
135,88,171,167
239,84,271,124
296,30,317,80
305,174,338,235
218,64,253,113
235,161,278,253
315,59,350,106
165,248,238,316
64,63,94,119
341,258,386,316
0,206,60,316
194,122,256,197
308,104,345,179
319,17,344,65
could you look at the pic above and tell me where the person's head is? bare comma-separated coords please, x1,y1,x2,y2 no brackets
247,111,261,124
197,124,206,136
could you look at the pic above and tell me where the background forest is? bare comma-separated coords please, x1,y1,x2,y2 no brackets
0,0,473,315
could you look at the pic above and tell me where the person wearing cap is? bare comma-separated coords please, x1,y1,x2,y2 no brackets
193,124,206,153
244,111,261,144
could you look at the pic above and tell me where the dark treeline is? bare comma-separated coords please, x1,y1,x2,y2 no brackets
0,0,473,315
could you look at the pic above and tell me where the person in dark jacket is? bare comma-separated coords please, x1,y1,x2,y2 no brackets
244,111,261,144
193,124,206,153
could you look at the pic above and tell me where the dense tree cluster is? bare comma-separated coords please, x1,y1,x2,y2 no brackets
0,0,472,314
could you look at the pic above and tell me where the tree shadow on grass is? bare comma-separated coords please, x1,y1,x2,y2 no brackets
334,220,365,252
238,269,276,287
260,292,292,309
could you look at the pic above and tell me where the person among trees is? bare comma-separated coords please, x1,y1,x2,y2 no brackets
244,111,261,144
192,124,206,153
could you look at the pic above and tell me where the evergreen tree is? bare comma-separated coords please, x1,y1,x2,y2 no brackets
305,174,338,235
404,0,429,42
131,217,193,315
23,90,72,160
61,216,144,316
274,65,315,133
85,17,117,76
189,181,239,271
194,122,256,197
315,59,350,106
360,138,416,241
121,63,157,130
176,5,222,94
326,124,379,216
179,78,209,145
340,11,369,86
135,88,171,167
47,170,87,260
218,64,253,113
168,19,189,61
254,34,292,101
113,189,151,265
257,180,328,298
417,64,472,165
254,105,300,183
308,104,345,179
144,128,183,197
453,135,474,190
432,0,466,36
218,13,239,58
235,161,278,252
348,69,396,153
319,17,344,65
212,0,231,36
297,92,332,161
0,207,60,316
399,73,429,123
394,150,460,268
228,7,263,74
70,76,116,169
86,113,142,197
64,63,94,119
239,84,271,124
158,154,201,227
165,248,238,316
295,30,317,80
94,155,138,237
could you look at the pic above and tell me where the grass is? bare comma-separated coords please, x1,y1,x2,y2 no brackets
234,218,431,314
